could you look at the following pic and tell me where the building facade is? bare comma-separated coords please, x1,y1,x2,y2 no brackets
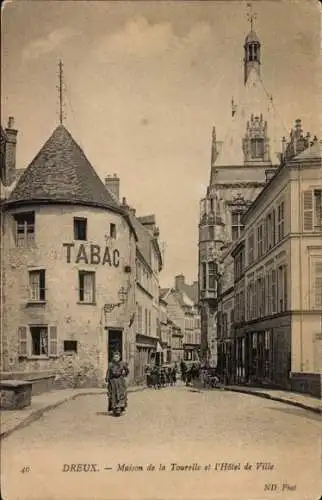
162,275,201,363
230,131,321,395
198,22,289,366
127,209,163,383
0,122,163,389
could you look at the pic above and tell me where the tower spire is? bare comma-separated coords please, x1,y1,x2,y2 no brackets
244,4,261,85
58,60,65,125
246,3,256,31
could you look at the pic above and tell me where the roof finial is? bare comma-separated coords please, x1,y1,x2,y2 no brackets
57,60,65,125
246,3,257,31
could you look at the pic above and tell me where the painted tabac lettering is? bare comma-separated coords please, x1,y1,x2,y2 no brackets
62,243,120,267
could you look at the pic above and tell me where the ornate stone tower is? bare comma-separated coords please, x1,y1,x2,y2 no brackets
198,128,226,361
198,8,281,364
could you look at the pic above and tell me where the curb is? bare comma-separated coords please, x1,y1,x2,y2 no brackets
223,387,321,415
0,386,147,441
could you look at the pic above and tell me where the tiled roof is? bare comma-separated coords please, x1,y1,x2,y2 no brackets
174,290,194,308
7,125,121,212
180,282,199,305
127,212,152,266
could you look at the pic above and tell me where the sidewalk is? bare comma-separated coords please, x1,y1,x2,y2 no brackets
192,378,320,414
223,385,321,415
0,385,145,440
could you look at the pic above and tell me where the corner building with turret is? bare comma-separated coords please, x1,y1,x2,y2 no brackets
0,123,163,389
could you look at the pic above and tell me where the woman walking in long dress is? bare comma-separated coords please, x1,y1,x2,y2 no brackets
106,351,129,417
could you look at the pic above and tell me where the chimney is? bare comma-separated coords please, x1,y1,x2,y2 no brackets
175,274,185,290
4,116,18,186
105,173,120,200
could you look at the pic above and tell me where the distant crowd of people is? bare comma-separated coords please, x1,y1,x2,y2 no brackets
145,364,178,389
180,360,200,386
144,360,205,389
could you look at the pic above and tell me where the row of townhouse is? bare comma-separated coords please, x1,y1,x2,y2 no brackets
0,118,163,390
216,128,322,397
160,275,201,363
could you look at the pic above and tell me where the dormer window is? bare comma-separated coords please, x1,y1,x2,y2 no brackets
14,211,35,247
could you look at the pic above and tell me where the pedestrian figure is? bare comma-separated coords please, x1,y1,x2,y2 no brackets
160,366,166,387
185,365,193,386
180,360,187,382
145,365,152,387
106,351,129,417
151,365,160,389
171,366,177,385
167,367,172,386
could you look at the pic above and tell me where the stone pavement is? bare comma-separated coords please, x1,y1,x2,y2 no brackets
1,381,320,440
0,385,145,440
2,384,321,500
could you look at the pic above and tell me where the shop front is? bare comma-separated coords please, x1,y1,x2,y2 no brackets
244,330,274,385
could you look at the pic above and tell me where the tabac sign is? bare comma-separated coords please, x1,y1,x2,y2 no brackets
62,243,120,267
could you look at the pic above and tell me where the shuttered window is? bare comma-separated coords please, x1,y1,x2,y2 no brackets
303,189,322,232
315,190,322,231
137,304,142,334
277,202,285,241
272,269,277,313
49,326,58,356
18,326,28,357
303,190,314,231
314,261,322,309
18,325,58,357
266,270,272,315
148,311,151,335
257,224,264,258
247,232,254,265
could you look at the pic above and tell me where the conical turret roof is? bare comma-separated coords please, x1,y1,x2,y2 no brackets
7,125,121,211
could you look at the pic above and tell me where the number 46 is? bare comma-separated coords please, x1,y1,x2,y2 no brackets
20,466,31,473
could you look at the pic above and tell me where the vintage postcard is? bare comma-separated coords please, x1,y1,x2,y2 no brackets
0,0,321,499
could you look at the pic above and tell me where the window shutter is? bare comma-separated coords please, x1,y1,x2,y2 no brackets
18,326,28,357
303,190,313,232
314,261,322,309
49,326,58,356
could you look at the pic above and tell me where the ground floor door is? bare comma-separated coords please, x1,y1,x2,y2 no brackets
107,329,123,363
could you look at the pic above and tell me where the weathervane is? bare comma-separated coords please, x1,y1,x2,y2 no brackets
57,60,66,125
246,3,257,31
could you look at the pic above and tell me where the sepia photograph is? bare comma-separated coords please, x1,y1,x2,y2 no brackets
0,1,321,499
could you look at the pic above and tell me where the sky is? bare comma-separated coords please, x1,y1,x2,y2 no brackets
1,0,321,287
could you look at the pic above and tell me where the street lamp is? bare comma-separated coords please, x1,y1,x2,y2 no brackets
103,284,131,314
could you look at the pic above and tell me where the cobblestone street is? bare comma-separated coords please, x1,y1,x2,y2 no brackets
1,384,321,500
